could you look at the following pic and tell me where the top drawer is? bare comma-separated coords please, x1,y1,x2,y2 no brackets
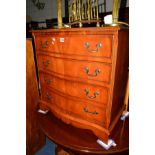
35,35,113,59
35,35,60,52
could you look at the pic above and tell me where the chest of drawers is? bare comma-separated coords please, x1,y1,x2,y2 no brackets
32,27,129,143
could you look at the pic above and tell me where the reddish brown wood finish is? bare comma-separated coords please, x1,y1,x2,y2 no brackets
39,72,109,104
41,89,107,126
35,34,113,59
32,27,129,144
26,39,45,155
37,54,112,83
109,30,129,131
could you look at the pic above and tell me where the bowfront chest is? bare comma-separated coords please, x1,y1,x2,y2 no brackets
32,27,129,143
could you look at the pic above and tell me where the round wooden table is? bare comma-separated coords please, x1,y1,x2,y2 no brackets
37,111,129,155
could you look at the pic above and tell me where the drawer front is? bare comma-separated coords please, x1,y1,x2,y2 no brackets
41,89,107,126
35,35,61,51
62,35,113,59
35,35,113,59
37,55,111,83
39,72,109,104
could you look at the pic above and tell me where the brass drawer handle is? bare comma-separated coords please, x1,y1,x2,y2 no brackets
84,42,102,52
84,67,101,76
46,92,52,100
83,107,98,115
44,76,52,84
84,88,100,99
40,40,49,48
42,60,51,67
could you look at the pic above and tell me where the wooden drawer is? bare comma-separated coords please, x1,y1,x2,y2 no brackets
41,89,107,126
39,72,109,105
35,35,61,52
35,35,113,59
62,35,113,59
37,54,112,83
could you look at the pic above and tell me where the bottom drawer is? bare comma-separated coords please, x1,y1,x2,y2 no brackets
41,89,107,127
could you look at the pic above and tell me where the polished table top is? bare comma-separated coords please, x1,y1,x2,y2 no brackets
37,111,129,155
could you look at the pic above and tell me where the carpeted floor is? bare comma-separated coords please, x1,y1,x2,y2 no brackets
35,137,56,155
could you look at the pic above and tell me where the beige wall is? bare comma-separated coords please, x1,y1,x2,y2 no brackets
26,0,66,22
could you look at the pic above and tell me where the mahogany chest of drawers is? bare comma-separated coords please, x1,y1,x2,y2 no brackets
32,27,129,143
